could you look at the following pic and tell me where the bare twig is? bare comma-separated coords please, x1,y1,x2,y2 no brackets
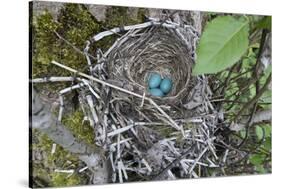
54,31,97,60
233,73,271,122
152,144,195,180
51,60,182,132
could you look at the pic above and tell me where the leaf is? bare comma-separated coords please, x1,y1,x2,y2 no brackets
263,137,272,151
255,126,264,140
249,154,264,165
193,16,249,75
263,124,272,138
256,165,266,174
256,16,272,30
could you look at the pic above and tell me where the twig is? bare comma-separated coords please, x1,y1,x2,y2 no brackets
78,166,88,173
51,60,181,132
86,95,99,124
152,144,195,180
235,30,271,148
84,40,95,75
58,82,85,121
32,76,76,83
188,146,208,174
51,143,56,154
54,31,97,60
233,73,271,122
54,169,74,174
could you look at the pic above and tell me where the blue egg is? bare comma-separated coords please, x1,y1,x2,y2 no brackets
149,88,164,97
160,78,173,94
148,73,162,89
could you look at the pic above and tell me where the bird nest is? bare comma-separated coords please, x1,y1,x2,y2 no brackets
107,26,194,104
35,18,223,183
91,20,220,181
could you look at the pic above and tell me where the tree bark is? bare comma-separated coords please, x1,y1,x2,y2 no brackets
31,87,110,184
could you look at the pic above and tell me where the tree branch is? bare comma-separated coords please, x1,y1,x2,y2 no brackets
31,87,109,184
233,73,271,123
230,109,271,131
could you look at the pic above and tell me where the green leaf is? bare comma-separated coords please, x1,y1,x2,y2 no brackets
256,165,266,174
249,154,264,165
256,16,272,30
256,126,264,140
263,124,272,138
264,137,272,151
193,16,249,75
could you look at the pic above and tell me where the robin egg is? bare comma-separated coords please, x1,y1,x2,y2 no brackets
160,78,173,94
148,73,162,89
149,88,164,97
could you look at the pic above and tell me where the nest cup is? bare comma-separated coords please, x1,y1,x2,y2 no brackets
107,26,194,104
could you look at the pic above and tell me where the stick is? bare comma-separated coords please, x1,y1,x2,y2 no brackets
152,144,195,180
54,31,97,60
51,60,181,131
54,169,74,174
188,146,208,174
234,73,271,122
32,76,76,83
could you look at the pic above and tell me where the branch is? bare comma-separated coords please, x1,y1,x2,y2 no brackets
32,76,76,83
31,87,109,184
233,73,271,123
230,109,272,131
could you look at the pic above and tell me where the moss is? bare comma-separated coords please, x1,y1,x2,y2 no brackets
90,7,132,53
31,109,93,187
137,8,149,22
51,172,81,187
32,129,81,187
33,108,95,163
62,109,95,147
57,4,101,47
32,4,102,80
32,110,96,187
104,6,131,27
32,4,148,80
94,6,148,54
104,6,148,27
32,11,62,78
33,130,79,167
